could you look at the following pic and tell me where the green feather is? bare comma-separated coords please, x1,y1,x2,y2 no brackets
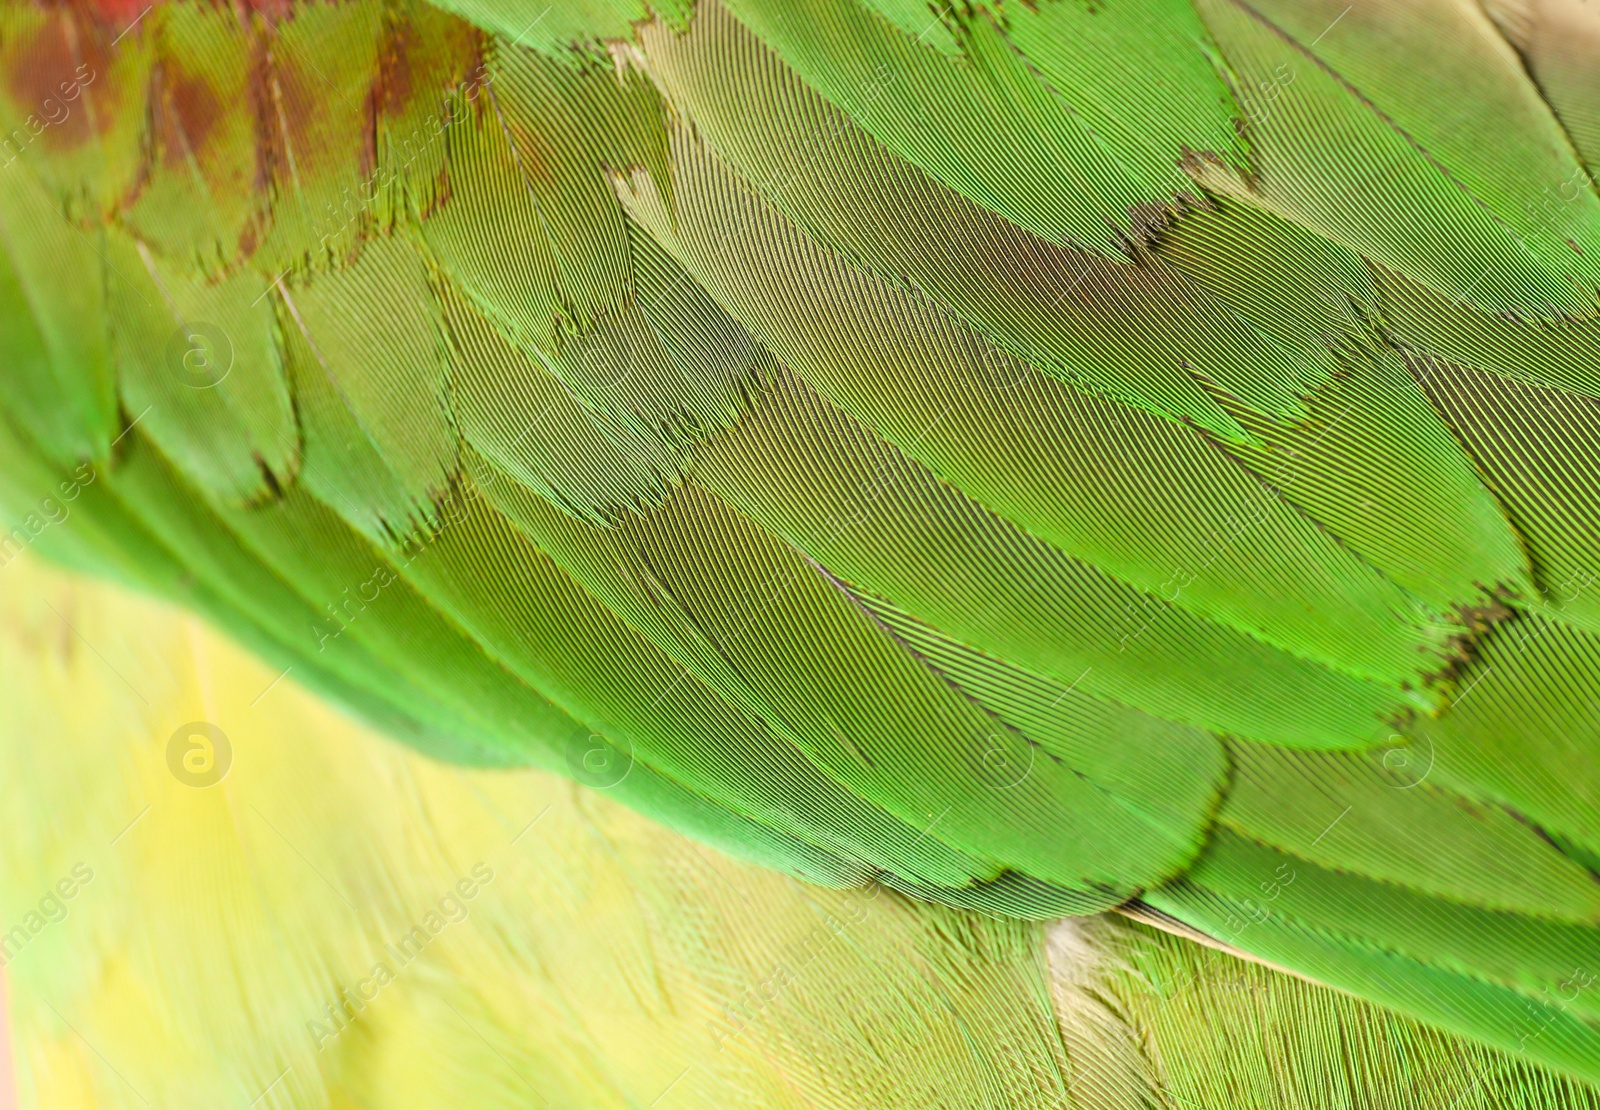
2,0,1600,1098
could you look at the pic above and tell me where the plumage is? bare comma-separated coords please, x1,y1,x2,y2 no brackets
0,0,1598,1100
6,554,1600,1107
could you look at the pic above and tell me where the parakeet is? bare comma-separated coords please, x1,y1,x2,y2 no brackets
1,0,1599,1102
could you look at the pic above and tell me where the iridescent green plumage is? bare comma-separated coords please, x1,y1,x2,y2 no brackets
1,0,1599,1097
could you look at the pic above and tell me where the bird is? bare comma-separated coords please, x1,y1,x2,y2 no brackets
0,0,1598,1102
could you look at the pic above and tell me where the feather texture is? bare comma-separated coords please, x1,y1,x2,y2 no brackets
2,554,1597,1107
0,0,1598,1091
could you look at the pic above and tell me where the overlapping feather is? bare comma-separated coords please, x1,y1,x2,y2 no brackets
0,0,1598,1088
